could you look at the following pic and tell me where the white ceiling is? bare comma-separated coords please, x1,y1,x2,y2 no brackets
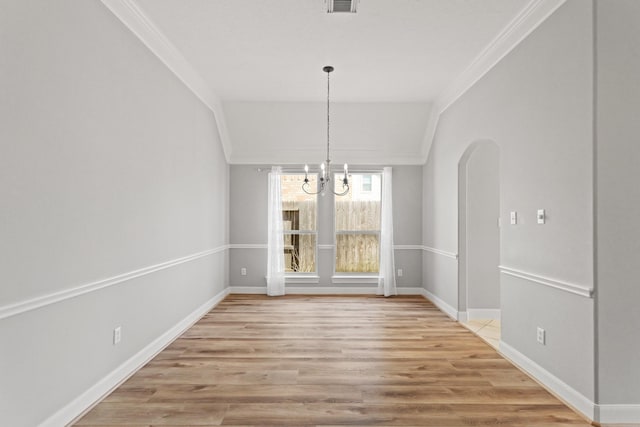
106,0,558,164
135,0,529,102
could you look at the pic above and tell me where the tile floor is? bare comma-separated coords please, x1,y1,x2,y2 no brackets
461,318,501,349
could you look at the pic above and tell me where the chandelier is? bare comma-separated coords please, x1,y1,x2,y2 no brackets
302,66,349,196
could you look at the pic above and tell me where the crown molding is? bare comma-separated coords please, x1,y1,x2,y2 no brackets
421,0,567,163
229,152,426,166
100,0,232,162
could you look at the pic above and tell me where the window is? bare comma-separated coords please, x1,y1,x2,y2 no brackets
281,174,317,273
334,173,382,273
362,174,372,192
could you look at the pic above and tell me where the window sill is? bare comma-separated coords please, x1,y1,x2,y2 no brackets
331,275,379,285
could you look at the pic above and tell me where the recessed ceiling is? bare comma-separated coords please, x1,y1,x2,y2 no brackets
134,0,530,103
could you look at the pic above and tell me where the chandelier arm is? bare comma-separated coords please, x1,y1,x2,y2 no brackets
332,184,350,197
302,180,326,195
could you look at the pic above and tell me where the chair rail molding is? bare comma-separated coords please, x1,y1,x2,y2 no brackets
422,245,458,260
230,243,268,249
0,246,229,320
498,265,593,298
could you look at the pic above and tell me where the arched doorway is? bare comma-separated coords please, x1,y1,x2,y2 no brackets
458,141,500,347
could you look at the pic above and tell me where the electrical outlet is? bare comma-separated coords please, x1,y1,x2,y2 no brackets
113,326,122,345
397,268,403,277
536,327,545,345
241,267,247,276
510,211,518,225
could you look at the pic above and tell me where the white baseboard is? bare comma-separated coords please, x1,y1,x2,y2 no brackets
42,287,230,427
596,404,640,424
397,287,426,295
499,341,595,422
421,288,458,320
228,286,424,295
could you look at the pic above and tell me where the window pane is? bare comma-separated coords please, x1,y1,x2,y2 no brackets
281,174,316,231
335,234,379,273
362,175,372,191
335,173,381,232
284,233,316,273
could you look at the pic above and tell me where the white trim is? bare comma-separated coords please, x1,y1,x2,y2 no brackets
230,243,267,249
499,265,594,298
99,0,232,161
0,246,229,320
393,244,423,250
438,0,567,114
230,154,426,166
285,275,321,284
458,311,469,322
228,286,424,295
499,341,595,422
422,246,459,260
43,288,230,427
421,0,567,161
467,309,501,320
290,286,373,294
421,288,458,320
596,404,640,424
331,275,379,285
229,244,424,252
231,244,336,251
228,244,423,252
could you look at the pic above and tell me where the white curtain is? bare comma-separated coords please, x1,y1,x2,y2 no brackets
377,167,397,297
266,166,285,296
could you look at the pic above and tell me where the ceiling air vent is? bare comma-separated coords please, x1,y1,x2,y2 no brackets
326,0,358,13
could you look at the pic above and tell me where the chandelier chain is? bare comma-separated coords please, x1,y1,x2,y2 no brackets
326,69,330,163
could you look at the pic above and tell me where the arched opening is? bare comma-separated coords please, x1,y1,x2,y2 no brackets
458,140,501,348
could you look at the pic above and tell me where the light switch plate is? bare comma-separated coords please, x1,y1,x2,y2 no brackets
113,327,122,345
510,211,517,225
537,209,545,224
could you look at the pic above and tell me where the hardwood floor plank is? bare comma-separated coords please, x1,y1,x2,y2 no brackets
74,295,590,426
74,402,228,425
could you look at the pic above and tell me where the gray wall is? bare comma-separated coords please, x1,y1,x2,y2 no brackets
0,1,229,425
595,0,640,405
230,165,422,289
458,142,500,313
422,0,595,400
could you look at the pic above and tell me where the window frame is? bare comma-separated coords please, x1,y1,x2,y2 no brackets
332,170,383,277
280,172,319,277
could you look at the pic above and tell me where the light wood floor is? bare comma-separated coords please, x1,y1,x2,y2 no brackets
75,295,591,426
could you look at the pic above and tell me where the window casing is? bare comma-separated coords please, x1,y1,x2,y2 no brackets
281,174,317,274
334,173,382,274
